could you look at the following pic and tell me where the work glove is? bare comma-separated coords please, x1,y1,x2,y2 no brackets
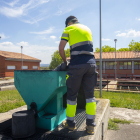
53,61,69,71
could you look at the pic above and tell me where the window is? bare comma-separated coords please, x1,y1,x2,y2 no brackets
128,62,131,69
22,66,28,69
7,66,16,70
124,62,127,69
105,62,116,69
33,66,38,69
105,62,109,69
134,62,140,70
119,62,132,70
119,62,123,69
96,62,103,69
96,62,99,69
109,62,114,69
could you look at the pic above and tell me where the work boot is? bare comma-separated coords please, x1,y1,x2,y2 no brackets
86,126,94,135
62,120,76,131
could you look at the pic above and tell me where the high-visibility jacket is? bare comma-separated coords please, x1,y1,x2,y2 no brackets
61,23,95,65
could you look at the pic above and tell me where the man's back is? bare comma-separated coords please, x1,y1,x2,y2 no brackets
61,23,96,66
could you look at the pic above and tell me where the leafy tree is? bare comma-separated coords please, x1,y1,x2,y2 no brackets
49,48,70,69
95,45,115,52
128,40,140,51
117,48,129,51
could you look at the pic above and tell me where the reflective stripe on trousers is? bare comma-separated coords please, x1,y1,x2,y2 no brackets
66,100,77,121
86,97,96,119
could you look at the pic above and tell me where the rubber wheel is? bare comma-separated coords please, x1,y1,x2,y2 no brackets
12,110,35,138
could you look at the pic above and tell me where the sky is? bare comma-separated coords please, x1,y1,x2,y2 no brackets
0,0,140,64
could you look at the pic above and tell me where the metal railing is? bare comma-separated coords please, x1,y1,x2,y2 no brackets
96,79,140,92
98,73,140,80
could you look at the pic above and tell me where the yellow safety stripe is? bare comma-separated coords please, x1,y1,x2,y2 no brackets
86,102,96,115
66,104,77,117
66,74,69,81
61,23,93,47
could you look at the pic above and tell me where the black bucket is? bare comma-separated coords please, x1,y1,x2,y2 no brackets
12,110,35,138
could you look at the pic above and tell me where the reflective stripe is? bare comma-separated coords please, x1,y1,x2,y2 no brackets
87,114,95,120
66,74,69,81
86,102,96,115
62,33,69,38
66,104,77,117
70,41,93,50
67,116,75,121
71,51,94,56
67,100,77,105
86,97,95,103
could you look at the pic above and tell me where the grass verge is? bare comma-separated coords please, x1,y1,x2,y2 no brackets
95,91,140,110
108,118,133,130
0,90,25,113
0,90,140,113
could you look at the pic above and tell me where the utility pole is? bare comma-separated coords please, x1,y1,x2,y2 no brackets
99,0,102,98
114,39,117,81
21,46,23,70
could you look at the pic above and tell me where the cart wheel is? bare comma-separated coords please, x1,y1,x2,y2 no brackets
12,110,35,138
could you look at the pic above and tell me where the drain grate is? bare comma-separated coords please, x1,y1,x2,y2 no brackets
0,109,86,140
59,109,86,131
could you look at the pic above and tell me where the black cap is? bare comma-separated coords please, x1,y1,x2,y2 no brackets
65,16,78,27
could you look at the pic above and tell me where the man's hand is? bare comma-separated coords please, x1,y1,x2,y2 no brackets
59,40,67,63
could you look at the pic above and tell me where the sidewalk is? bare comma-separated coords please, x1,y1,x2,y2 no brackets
105,107,140,140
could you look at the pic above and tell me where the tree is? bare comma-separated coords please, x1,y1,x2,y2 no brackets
128,40,140,51
117,48,129,51
49,48,70,69
95,45,115,52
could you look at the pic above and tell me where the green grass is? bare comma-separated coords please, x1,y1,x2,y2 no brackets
111,118,133,124
108,118,133,130
0,90,25,113
108,118,119,130
95,91,140,110
0,89,140,113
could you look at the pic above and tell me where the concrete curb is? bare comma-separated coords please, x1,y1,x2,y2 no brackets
0,85,16,91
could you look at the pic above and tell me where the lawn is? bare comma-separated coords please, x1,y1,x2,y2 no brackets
0,90,140,113
0,90,25,113
95,91,140,110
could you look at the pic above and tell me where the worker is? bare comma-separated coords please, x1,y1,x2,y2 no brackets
59,16,97,135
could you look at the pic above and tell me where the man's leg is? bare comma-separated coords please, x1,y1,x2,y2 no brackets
64,66,84,130
82,64,97,134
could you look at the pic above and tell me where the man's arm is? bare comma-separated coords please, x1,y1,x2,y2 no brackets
59,40,67,63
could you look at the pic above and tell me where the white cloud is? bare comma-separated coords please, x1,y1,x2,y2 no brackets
0,33,9,39
0,42,13,46
116,33,126,37
127,29,140,37
115,31,120,33
55,41,60,44
0,0,50,24
136,17,140,21
50,36,56,39
6,0,20,7
0,41,57,64
30,27,54,34
17,41,29,46
116,29,140,37
102,38,111,41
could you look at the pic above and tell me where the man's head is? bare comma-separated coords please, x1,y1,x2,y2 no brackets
65,16,78,27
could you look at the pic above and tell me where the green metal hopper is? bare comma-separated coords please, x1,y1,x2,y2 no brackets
14,70,67,131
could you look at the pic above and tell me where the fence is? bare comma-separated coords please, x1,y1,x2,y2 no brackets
98,73,140,81
96,79,140,92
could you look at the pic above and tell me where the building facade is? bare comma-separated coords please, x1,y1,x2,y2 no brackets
67,51,140,79
0,50,41,77
95,51,140,76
